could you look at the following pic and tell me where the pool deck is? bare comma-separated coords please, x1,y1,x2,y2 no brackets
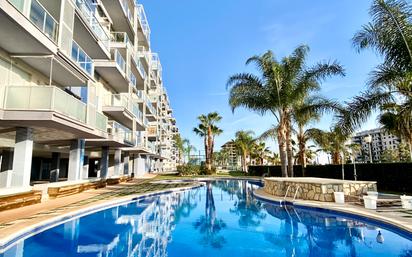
0,176,411,248
254,188,412,234
0,175,199,247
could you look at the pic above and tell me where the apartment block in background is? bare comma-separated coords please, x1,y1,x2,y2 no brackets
351,128,402,162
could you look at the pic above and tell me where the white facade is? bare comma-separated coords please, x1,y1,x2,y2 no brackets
0,0,179,193
351,128,401,162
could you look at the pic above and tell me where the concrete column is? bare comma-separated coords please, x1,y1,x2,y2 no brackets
133,154,139,176
49,152,61,182
82,156,89,179
0,149,13,188
68,139,85,181
11,127,33,188
100,146,109,179
114,149,122,177
123,152,130,176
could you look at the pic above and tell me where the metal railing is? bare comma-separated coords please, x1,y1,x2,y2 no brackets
71,40,94,76
75,0,110,50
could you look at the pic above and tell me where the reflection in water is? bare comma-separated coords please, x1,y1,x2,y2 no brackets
1,181,412,257
193,182,226,249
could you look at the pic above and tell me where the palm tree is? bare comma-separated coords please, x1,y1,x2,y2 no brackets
339,0,412,161
293,98,321,171
227,45,344,177
173,134,188,164
233,130,255,173
193,112,223,172
183,140,196,164
251,141,271,165
307,127,351,165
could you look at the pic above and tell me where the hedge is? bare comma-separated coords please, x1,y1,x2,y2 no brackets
249,163,412,194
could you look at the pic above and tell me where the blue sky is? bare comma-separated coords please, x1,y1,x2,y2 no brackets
140,0,381,153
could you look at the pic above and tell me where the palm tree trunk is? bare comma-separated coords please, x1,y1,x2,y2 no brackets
277,122,288,177
298,125,307,176
286,115,294,177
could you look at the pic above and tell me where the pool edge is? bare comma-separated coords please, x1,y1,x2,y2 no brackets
0,182,203,253
253,188,412,237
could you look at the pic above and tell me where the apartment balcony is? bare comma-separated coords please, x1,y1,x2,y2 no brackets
0,85,108,142
86,120,133,147
102,94,136,129
147,125,159,140
0,0,59,48
73,0,110,59
145,100,157,121
131,53,147,90
136,4,150,47
71,40,94,77
126,134,155,154
137,46,150,68
0,1,91,87
94,49,130,93
101,0,135,41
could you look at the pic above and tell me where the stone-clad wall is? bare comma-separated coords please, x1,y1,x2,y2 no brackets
264,179,377,202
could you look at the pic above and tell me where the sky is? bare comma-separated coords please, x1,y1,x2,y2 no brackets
140,0,382,154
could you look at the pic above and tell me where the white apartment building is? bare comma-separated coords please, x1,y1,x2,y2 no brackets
351,128,401,162
221,141,241,170
0,0,179,194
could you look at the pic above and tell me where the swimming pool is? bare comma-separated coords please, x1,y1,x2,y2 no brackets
1,180,411,257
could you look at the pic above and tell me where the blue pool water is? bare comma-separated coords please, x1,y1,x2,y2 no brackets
1,180,412,257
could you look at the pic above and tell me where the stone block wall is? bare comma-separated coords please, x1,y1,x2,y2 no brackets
264,179,377,202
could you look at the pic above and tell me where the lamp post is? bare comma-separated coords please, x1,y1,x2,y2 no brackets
364,135,373,163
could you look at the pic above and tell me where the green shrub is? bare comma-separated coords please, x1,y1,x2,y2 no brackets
177,164,202,176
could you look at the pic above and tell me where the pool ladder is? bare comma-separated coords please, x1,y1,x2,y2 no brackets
283,185,302,202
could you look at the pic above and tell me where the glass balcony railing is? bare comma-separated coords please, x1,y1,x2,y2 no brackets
71,40,94,76
108,121,133,143
75,0,110,51
110,32,129,44
132,102,143,122
137,4,150,41
3,85,86,123
136,90,143,100
129,72,137,88
114,50,126,74
133,55,147,79
120,0,134,29
144,117,149,127
104,94,130,109
10,0,59,42
95,111,108,132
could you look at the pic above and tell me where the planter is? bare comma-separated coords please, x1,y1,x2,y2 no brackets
333,192,345,204
363,195,377,210
400,195,412,210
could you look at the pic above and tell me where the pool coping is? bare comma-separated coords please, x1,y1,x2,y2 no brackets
0,182,203,253
2,178,411,253
253,188,412,238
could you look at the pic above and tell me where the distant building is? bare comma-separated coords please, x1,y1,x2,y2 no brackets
221,141,241,169
351,128,401,162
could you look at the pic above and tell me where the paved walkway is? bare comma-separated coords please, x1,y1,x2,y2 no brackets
254,189,412,233
0,176,195,239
